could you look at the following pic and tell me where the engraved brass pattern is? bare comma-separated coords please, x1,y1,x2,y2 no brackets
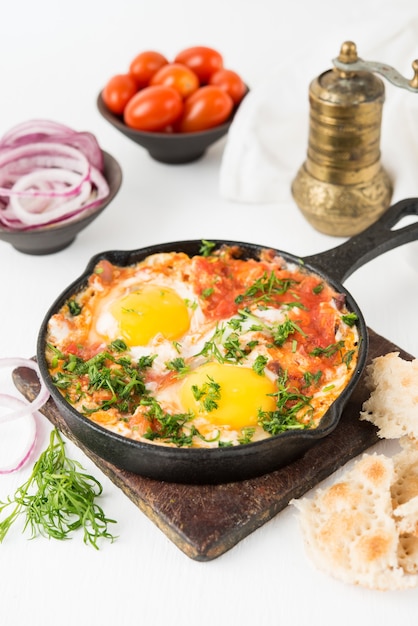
291,163,393,237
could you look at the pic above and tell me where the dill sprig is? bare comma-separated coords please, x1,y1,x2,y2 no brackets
0,428,117,549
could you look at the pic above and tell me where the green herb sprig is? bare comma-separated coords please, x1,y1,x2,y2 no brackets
235,271,297,305
67,299,82,316
0,428,116,549
341,312,358,327
199,240,217,257
309,340,345,359
192,375,221,412
258,370,313,435
49,341,152,415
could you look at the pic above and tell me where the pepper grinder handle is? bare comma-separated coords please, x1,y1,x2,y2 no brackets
333,54,418,92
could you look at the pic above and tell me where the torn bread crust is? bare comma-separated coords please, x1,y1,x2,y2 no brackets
360,352,418,439
292,450,418,590
293,354,418,590
392,438,418,575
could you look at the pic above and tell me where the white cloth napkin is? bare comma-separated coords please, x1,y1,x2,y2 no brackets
220,8,418,205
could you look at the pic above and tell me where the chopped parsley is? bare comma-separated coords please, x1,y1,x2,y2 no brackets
235,271,298,305
258,371,313,435
252,354,268,375
309,340,345,359
49,342,152,416
141,397,195,446
199,239,217,257
223,333,248,363
67,299,82,316
341,312,358,327
201,287,214,299
166,357,190,376
312,282,324,294
238,427,256,445
191,376,221,412
302,370,323,388
271,317,306,347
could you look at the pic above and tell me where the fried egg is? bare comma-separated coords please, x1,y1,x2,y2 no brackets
151,361,278,445
89,272,203,349
101,284,190,346
180,362,276,428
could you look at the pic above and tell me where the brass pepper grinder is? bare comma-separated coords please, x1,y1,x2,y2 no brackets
291,41,418,236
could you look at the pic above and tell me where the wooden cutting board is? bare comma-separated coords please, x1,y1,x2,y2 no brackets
12,328,412,561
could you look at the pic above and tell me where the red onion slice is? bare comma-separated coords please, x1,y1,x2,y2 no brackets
0,358,50,423
10,170,93,226
0,142,91,191
0,120,110,231
0,395,37,474
0,358,50,473
0,119,74,146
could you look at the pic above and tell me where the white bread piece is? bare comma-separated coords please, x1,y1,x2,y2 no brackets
391,437,418,574
392,437,418,527
360,352,418,439
395,497,418,535
292,453,418,590
398,534,418,575
391,437,418,516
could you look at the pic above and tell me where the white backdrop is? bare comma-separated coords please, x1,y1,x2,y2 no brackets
1,2,418,625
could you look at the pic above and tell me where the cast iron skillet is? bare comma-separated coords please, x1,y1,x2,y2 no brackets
37,197,418,484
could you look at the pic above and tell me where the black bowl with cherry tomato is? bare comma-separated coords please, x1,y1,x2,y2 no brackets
97,46,248,164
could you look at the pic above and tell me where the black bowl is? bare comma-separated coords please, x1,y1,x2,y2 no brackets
0,152,122,255
97,92,243,164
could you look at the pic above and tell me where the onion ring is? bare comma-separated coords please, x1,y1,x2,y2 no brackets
0,395,37,474
0,120,109,231
10,171,92,226
0,358,50,423
0,358,50,473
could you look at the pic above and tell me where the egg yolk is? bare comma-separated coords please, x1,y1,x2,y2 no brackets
180,362,277,429
109,285,190,346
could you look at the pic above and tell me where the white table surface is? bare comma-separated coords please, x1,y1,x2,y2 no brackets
1,1,418,624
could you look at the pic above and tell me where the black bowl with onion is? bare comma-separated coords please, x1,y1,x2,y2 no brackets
97,92,243,164
0,121,123,255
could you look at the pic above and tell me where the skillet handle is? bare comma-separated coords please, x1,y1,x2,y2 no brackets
304,197,418,283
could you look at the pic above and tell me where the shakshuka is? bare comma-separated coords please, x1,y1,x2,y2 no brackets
45,243,359,447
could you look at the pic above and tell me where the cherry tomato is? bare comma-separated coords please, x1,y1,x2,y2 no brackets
174,46,223,84
123,85,184,131
177,86,233,133
129,51,168,88
150,63,199,98
102,74,138,115
209,69,247,105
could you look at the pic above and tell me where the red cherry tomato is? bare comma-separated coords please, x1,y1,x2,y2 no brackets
177,86,233,133
174,46,223,84
123,85,184,131
150,63,200,99
129,51,168,88
209,69,247,105
102,74,138,115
